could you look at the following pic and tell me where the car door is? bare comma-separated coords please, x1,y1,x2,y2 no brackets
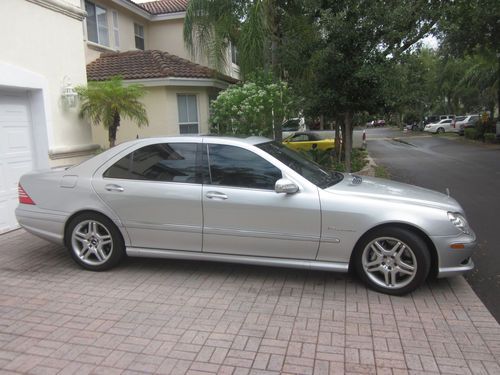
442,119,453,131
202,142,321,260
92,141,203,251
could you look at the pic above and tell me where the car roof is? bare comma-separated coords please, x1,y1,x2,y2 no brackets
115,135,273,147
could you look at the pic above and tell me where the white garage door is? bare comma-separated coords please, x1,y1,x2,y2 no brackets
0,90,35,234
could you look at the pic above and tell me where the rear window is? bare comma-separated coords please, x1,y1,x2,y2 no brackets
104,143,201,184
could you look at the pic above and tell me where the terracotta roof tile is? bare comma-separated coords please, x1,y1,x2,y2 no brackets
137,0,188,15
86,50,238,84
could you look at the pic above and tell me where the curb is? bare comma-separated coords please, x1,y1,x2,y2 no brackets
357,153,377,177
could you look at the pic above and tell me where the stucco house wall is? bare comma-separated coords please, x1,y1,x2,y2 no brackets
0,0,96,168
91,86,211,149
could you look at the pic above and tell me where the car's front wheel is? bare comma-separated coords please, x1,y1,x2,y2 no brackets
353,227,431,295
65,213,125,271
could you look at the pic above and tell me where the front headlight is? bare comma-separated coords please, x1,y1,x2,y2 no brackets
448,212,472,235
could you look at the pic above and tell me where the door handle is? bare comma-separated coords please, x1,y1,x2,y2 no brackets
206,191,228,200
105,184,124,192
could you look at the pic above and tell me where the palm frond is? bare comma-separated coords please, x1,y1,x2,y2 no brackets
76,77,148,146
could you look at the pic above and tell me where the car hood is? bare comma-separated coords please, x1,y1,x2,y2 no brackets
325,174,461,211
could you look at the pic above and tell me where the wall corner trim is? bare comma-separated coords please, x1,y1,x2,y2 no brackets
26,0,87,21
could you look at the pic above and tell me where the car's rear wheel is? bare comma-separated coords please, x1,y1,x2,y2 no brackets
65,213,125,271
437,127,445,134
353,227,431,295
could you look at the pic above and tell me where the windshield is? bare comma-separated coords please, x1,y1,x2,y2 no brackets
257,141,343,188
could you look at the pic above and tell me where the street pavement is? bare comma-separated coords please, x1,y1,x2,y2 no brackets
0,229,500,374
366,127,500,323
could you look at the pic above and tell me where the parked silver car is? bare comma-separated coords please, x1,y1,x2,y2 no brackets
16,136,476,295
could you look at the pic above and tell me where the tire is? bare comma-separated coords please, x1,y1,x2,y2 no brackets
437,127,445,134
65,212,125,271
353,227,431,295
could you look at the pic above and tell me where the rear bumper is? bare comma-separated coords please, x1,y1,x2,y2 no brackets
15,206,66,245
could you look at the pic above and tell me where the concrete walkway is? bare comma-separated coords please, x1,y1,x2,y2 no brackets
0,230,499,374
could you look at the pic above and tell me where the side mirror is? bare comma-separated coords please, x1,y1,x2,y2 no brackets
275,178,299,194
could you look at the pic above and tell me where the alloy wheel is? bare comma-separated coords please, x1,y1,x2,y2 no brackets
361,237,417,289
71,220,113,266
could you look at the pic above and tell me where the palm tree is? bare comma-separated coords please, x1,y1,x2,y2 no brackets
77,77,148,148
183,0,280,78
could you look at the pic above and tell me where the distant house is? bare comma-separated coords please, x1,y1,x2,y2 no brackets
82,0,239,148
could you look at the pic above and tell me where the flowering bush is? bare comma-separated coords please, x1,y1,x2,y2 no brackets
210,78,296,138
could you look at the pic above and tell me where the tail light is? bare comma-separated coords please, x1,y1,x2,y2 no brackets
18,183,35,205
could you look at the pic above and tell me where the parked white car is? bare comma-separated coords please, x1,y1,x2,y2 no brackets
453,115,480,135
424,119,454,134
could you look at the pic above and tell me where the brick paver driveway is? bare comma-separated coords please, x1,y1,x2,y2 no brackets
0,230,499,375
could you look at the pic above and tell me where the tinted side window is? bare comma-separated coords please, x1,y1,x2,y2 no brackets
208,144,282,190
291,134,308,142
104,143,200,183
103,152,132,179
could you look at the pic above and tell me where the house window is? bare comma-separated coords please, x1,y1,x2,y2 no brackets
112,11,120,49
177,94,199,134
231,43,239,65
134,23,145,50
85,1,110,47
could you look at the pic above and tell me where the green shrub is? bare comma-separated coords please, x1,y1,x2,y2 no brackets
464,128,479,139
484,133,496,143
301,148,367,173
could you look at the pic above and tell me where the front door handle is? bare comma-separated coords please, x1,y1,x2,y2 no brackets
206,191,228,200
105,184,124,192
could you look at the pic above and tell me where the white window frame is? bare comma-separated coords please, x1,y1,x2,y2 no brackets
112,11,120,49
85,1,110,47
134,23,145,50
177,94,200,135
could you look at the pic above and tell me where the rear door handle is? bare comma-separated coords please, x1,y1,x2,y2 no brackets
206,191,228,200
105,184,124,192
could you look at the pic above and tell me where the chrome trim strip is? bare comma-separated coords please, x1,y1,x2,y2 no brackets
125,222,202,234
437,258,474,278
320,236,341,244
203,227,319,242
127,247,349,272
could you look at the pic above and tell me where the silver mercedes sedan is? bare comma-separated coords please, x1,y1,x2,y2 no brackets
16,136,476,295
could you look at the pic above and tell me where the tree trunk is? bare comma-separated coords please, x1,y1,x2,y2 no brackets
108,111,120,148
344,111,353,173
334,115,342,161
319,115,324,130
272,109,282,142
268,0,280,77
497,52,500,119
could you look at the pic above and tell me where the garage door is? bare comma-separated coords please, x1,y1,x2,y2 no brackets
0,90,35,234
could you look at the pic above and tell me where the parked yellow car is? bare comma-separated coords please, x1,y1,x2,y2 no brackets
283,132,335,152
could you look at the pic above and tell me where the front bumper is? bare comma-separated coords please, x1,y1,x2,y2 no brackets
431,233,476,278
